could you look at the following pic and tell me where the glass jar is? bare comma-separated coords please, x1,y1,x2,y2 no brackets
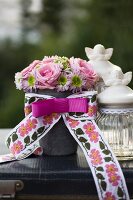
96,104,133,160
95,79,107,94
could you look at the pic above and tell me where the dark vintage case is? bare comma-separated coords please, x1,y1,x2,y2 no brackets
0,132,133,199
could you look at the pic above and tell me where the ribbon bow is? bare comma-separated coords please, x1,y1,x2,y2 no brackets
32,97,88,117
0,91,129,200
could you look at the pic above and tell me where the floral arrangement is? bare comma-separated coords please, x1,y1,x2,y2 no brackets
15,56,98,93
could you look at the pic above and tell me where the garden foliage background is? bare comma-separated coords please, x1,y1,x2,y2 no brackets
0,0,133,127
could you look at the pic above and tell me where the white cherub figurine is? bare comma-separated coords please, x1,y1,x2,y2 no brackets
104,69,132,86
85,44,132,86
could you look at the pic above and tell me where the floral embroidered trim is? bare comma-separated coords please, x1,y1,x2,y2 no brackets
64,115,129,199
0,91,130,200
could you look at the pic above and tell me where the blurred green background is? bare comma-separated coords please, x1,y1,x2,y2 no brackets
0,0,133,127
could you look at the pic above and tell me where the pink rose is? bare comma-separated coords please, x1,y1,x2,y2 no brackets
11,141,24,155
43,115,53,125
83,122,96,135
89,131,99,143
69,57,98,86
21,60,41,77
18,124,28,137
88,105,97,117
90,149,103,166
108,173,121,186
67,118,79,128
36,61,61,89
24,105,32,116
105,164,118,174
104,192,116,200
26,118,38,131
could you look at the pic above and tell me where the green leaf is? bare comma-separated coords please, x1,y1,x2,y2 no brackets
102,150,110,155
76,128,84,135
69,112,84,116
96,167,104,172
6,137,11,147
75,112,84,116
29,97,36,104
104,157,112,162
36,98,45,102
37,127,45,134
78,137,87,143
99,141,105,150
81,120,86,122
69,112,76,116
24,136,30,144
117,187,124,197
101,181,107,191
12,133,18,142
85,143,90,150
24,98,28,103
91,95,96,103
32,132,38,141
96,173,105,180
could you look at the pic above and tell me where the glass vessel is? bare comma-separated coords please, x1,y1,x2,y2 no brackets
95,80,107,94
96,104,133,160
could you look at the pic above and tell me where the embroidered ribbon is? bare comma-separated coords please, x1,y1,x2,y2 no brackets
0,91,129,200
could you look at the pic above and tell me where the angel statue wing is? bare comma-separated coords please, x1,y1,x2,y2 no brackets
122,71,132,85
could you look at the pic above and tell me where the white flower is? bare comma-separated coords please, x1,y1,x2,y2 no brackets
69,72,86,93
56,73,71,92
14,72,23,90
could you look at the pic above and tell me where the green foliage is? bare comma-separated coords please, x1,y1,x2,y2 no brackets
96,167,104,172
76,128,84,135
41,0,65,32
24,136,30,144
0,0,133,127
117,186,124,197
101,181,107,191
85,143,90,150
12,133,18,142
37,127,45,134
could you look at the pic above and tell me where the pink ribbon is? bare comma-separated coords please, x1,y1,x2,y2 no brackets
32,98,88,117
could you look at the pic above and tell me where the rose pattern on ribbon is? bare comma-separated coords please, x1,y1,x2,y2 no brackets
24,94,56,155
6,113,61,159
64,114,127,199
0,91,129,200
